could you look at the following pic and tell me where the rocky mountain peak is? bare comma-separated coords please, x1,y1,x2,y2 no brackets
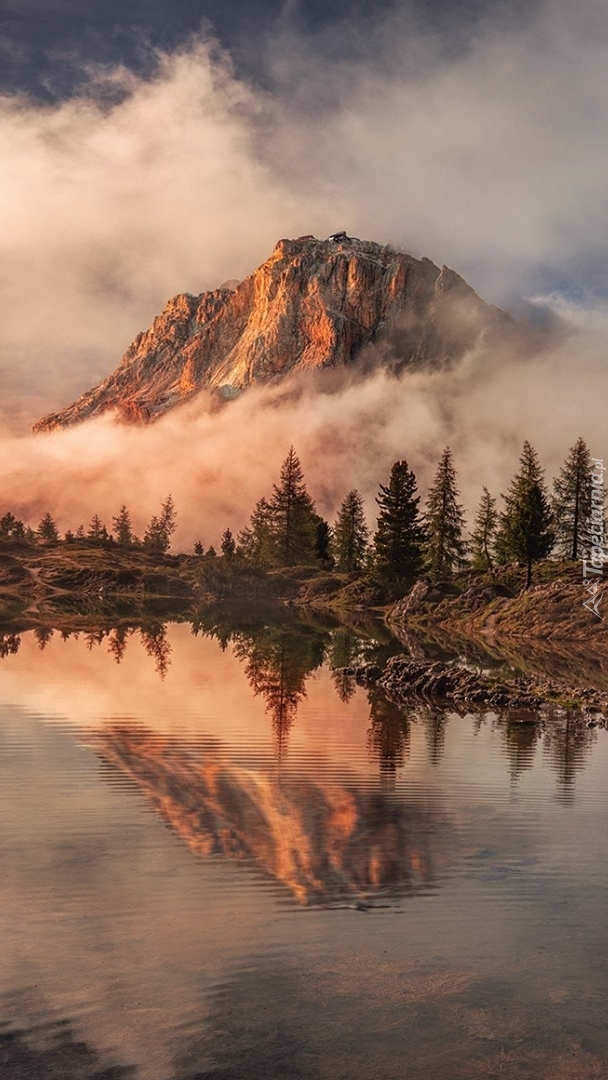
34,234,516,432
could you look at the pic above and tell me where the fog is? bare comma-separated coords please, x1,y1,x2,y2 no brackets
0,0,606,539
0,310,605,548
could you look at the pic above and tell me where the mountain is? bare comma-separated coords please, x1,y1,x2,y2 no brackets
33,234,521,432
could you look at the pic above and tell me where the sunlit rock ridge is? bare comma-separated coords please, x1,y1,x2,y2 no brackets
34,234,517,431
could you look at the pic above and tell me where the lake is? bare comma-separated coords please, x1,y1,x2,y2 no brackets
1,609,607,1079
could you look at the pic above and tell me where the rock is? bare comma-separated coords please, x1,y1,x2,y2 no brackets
390,579,462,620
374,653,607,718
33,236,524,432
354,664,382,686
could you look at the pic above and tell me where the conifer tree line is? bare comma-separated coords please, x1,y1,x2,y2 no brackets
1,437,605,587
223,439,605,587
0,495,177,553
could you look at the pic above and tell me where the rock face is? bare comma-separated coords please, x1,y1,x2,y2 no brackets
34,234,517,431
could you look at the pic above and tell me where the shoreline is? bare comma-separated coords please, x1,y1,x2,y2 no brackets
2,540,607,710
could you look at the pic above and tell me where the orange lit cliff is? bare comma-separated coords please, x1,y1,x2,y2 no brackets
34,235,519,431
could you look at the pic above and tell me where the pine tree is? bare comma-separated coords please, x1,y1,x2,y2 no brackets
143,495,177,554
314,517,332,565
143,515,162,552
220,528,236,559
237,497,274,563
37,512,59,542
496,441,555,587
331,490,369,572
87,514,107,542
0,512,25,539
267,447,318,566
470,487,498,570
112,505,134,547
372,461,426,583
552,437,596,559
159,495,176,546
193,540,204,556
423,447,468,580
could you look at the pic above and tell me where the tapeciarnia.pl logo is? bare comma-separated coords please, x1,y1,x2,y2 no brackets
582,457,605,619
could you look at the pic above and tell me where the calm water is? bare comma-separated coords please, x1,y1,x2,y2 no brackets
1,612,608,1079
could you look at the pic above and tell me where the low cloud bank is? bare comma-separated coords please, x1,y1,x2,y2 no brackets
1,311,605,548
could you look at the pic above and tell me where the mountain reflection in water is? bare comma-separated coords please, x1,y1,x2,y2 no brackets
2,609,608,1080
93,726,450,905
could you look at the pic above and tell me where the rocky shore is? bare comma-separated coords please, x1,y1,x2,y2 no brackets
388,574,608,645
333,657,608,725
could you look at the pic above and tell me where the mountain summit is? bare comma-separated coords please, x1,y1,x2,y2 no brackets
34,235,518,431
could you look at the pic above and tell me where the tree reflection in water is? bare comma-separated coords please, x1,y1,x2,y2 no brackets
366,688,413,784
140,623,172,680
423,708,449,766
543,714,598,801
475,710,598,797
107,625,132,664
0,608,602,793
34,625,54,650
327,629,363,703
0,631,20,658
192,606,330,758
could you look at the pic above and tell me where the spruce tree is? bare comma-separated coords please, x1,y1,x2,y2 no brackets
332,490,369,572
87,514,107,542
496,441,555,587
314,517,332,565
221,528,236,559
0,512,25,539
552,437,596,559
143,515,162,553
372,461,426,583
37,512,59,542
144,495,176,554
112,505,134,547
423,447,468,580
267,446,317,566
237,497,274,564
470,487,498,570
158,494,177,551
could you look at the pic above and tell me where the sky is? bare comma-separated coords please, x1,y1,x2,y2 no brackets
0,0,607,540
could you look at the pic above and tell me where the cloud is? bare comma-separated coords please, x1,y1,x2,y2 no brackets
1,0,607,424
0,41,330,417
0,0,606,539
0,310,605,549
261,0,608,299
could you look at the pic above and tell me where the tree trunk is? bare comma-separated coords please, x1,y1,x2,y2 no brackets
526,557,532,589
